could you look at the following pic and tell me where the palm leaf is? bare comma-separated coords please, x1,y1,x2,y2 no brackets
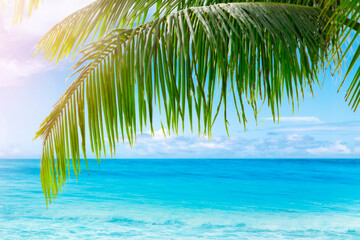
35,0,161,63
34,0,318,63
12,0,41,23
35,2,330,205
321,0,360,110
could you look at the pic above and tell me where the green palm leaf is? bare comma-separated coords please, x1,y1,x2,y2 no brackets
35,0,163,63
12,0,41,23
35,2,331,205
33,0,317,63
321,0,360,110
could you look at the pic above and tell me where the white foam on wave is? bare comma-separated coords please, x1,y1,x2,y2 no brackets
2,202,360,239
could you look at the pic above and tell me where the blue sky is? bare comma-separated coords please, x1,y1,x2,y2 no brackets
0,1,359,159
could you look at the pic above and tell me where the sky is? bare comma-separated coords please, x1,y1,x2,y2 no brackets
0,0,359,159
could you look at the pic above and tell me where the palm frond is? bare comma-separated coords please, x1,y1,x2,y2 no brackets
34,0,318,63
321,0,360,110
12,0,41,23
35,0,158,63
35,2,330,205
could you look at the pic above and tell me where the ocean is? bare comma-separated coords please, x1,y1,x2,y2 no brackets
1,158,360,239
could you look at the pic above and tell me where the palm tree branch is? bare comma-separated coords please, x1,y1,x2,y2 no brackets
34,0,323,63
321,0,360,110
34,0,161,63
11,0,41,23
35,2,330,205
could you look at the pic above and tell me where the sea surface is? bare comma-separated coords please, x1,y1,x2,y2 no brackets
1,158,360,239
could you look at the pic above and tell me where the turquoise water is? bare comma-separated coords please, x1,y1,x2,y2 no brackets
1,158,360,239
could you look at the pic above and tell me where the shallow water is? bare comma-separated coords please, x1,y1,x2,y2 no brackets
1,158,360,239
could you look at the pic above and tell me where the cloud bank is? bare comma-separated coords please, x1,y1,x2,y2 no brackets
112,127,357,158
264,116,322,123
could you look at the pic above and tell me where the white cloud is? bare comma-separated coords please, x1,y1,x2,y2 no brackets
0,115,8,147
284,146,297,153
264,116,321,123
108,126,360,158
262,121,360,136
194,141,229,150
271,124,360,133
0,1,83,87
243,145,257,154
11,148,20,154
143,129,168,141
1,0,90,37
355,147,360,153
0,57,49,87
115,129,354,158
134,131,232,155
286,134,304,141
306,141,351,155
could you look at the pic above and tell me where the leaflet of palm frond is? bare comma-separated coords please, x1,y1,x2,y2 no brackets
321,0,360,110
12,0,41,23
35,2,330,205
34,0,319,64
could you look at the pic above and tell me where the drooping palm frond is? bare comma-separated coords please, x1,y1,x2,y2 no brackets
35,0,162,63
34,0,318,63
35,2,331,205
321,0,360,110
12,0,41,23
35,0,212,63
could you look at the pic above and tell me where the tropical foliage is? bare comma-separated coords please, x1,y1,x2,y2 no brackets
10,0,360,204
